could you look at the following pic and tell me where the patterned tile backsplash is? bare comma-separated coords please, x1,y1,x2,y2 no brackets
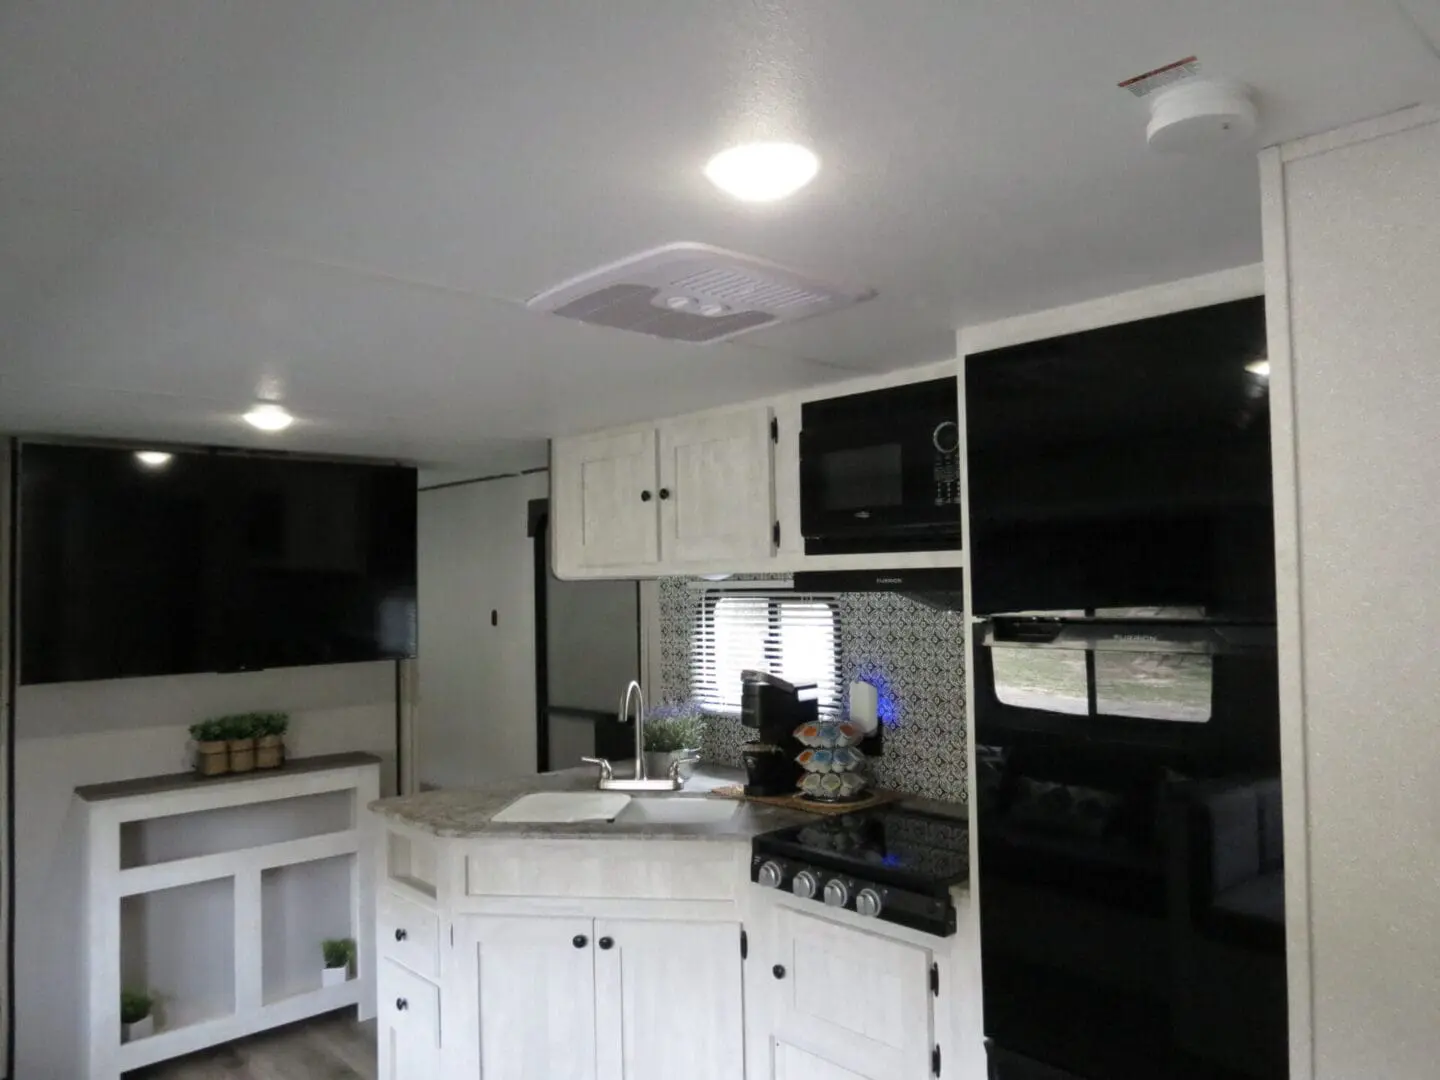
655,577,968,803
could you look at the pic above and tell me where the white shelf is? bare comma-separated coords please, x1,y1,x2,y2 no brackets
80,755,380,1080
116,980,362,1072
118,829,360,897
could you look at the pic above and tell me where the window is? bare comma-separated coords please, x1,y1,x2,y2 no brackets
691,590,842,716
991,607,1213,724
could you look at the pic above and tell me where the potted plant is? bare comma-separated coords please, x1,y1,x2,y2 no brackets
120,988,154,1043
642,706,705,781
222,714,258,773
254,712,289,769
321,938,355,987
188,720,229,777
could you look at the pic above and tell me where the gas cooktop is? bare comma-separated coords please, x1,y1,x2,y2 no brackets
751,806,970,936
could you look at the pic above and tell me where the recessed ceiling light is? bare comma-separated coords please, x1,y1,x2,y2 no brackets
134,451,174,468
664,295,692,310
704,142,819,203
1246,359,1271,378
243,403,295,432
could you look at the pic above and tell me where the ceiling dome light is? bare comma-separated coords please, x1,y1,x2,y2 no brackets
134,451,174,468
243,403,295,432
704,142,819,202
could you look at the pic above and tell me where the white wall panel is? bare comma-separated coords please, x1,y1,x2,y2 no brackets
1264,104,1440,1080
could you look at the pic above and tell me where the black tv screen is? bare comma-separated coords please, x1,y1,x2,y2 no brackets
19,443,417,684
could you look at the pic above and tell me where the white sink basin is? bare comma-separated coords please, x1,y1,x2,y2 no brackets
615,797,740,826
491,791,632,824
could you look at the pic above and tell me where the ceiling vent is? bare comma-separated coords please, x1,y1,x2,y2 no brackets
526,242,875,344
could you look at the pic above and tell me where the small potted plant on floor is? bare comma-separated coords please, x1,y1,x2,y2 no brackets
321,938,355,987
223,714,258,773
254,712,289,769
120,988,154,1043
642,706,706,781
189,720,230,777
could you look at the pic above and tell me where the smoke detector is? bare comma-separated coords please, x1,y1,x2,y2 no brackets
526,242,874,344
1146,78,1257,152
1118,58,1257,154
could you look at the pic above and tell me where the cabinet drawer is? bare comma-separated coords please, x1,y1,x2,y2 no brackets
380,889,440,979
379,960,440,1047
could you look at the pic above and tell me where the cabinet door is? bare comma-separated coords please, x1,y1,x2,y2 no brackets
457,915,599,1080
771,908,933,1079
657,408,774,564
772,1039,877,1080
553,429,660,573
378,960,441,1080
594,919,745,1080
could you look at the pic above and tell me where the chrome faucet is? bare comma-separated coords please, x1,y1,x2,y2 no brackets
581,679,685,791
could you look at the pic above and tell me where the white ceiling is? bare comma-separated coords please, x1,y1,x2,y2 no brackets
2,1,1437,475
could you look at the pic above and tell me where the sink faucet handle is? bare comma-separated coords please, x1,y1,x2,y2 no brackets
581,756,614,782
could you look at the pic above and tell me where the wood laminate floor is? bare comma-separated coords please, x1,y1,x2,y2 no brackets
127,1013,376,1080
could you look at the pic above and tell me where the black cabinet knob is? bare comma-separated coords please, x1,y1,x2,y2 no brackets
640,490,653,502
395,998,409,1011
599,936,615,950
772,964,786,980
658,488,671,500
394,928,408,942
573,934,589,948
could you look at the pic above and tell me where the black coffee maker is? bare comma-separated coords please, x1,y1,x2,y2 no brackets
740,670,818,797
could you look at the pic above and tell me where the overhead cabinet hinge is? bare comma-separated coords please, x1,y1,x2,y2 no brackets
740,929,748,960
930,961,940,996
770,417,779,443
773,521,781,546
932,1044,942,1077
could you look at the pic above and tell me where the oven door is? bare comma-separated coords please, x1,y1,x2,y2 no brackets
799,378,961,554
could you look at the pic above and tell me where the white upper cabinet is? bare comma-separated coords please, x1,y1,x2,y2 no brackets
552,429,661,574
657,408,775,566
552,407,774,578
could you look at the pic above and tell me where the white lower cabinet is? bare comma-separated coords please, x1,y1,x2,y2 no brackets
378,959,441,1080
454,914,745,1080
772,1040,875,1080
594,918,746,1080
458,914,598,1080
760,907,936,1080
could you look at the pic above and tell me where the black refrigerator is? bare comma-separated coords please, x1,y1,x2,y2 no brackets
966,297,1288,1080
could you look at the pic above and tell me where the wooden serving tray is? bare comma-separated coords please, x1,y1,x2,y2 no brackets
712,785,902,816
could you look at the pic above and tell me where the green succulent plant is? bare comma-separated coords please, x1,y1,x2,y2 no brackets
188,719,227,744
643,707,706,753
120,988,153,1025
322,938,356,970
193,712,289,742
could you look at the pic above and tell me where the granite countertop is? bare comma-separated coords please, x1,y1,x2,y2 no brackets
369,764,817,842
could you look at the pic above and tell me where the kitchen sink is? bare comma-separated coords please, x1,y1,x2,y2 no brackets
614,796,741,826
490,791,633,824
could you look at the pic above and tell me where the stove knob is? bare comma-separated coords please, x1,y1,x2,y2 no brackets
757,860,785,890
823,878,851,908
855,887,884,918
792,870,819,900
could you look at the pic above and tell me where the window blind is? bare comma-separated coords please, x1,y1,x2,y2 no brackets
691,590,842,717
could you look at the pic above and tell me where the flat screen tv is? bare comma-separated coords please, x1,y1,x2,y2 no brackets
19,443,417,684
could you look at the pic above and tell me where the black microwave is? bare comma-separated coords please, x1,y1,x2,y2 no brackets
799,376,962,555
